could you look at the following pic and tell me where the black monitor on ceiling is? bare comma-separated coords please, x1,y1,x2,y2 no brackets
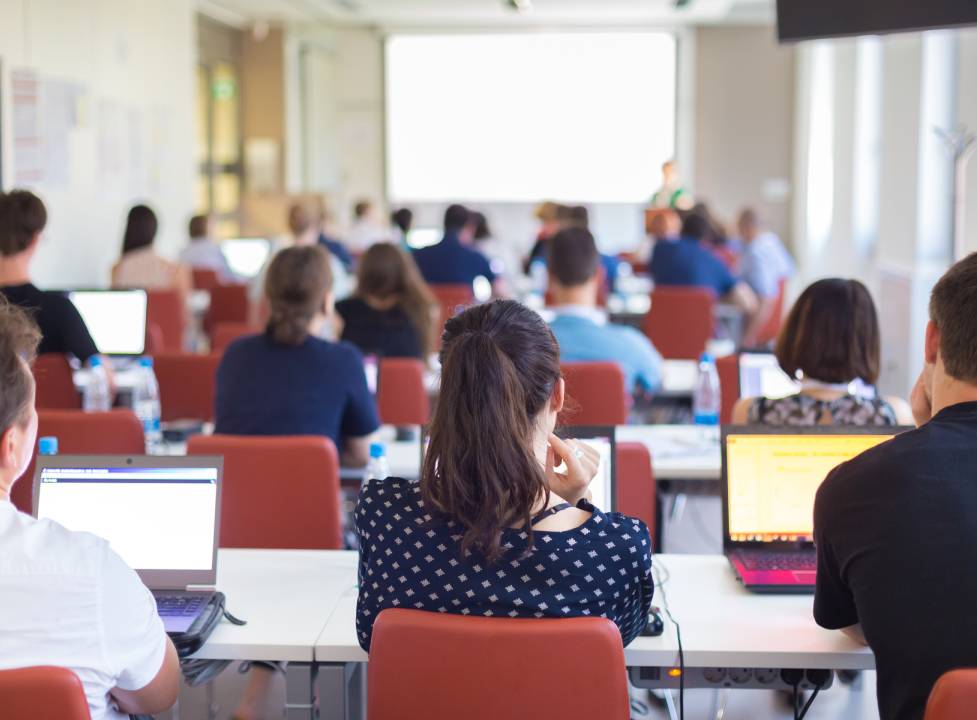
777,0,977,43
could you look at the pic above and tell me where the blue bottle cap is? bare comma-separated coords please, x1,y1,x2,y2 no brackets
88,356,102,368
699,352,714,364
369,443,385,459
38,436,58,456
139,357,154,368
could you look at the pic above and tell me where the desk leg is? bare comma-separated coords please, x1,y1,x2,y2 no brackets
317,662,366,720
285,662,317,720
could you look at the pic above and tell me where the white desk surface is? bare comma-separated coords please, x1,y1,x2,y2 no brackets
617,424,721,481
191,549,358,663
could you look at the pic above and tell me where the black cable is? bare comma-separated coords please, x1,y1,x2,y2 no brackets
653,562,683,720
797,685,822,720
793,683,800,720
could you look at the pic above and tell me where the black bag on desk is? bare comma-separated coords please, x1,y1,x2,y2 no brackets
169,591,226,658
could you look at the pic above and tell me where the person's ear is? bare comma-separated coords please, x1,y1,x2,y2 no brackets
551,377,565,415
0,425,20,473
322,291,334,317
924,321,940,366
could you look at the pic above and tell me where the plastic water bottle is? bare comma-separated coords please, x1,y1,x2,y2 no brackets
693,353,721,439
365,443,390,485
82,357,112,412
38,436,58,456
133,357,163,452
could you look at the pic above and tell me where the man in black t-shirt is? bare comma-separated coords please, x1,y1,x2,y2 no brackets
814,253,977,720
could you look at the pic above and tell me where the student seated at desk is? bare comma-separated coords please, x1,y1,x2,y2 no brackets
412,204,499,292
546,227,663,395
814,253,977,720
731,278,913,426
335,243,436,361
355,300,653,651
215,245,379,467
180,213,234,283
0,298,179,720
111,204,192,296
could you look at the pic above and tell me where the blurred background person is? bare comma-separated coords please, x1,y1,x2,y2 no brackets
112,205,191,296
649,159,693,210
390,207,414,246
345,199,391,254
179,214,234,283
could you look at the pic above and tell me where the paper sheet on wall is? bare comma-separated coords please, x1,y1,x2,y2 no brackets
12,70,43,186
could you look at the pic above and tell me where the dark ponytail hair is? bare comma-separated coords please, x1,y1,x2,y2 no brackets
121,205,158,255
421,300,562,562
0,190,47,257
264,245,332,346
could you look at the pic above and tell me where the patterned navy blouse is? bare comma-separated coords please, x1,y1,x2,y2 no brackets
355,477,654,652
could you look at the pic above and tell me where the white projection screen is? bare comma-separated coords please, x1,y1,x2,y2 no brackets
385,32,677,203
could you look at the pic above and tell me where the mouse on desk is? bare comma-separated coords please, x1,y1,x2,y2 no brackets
642,606,665,637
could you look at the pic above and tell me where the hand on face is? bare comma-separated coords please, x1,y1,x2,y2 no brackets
545,433,599,506
910,363,935,427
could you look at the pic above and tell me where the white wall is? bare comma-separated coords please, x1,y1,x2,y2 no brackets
0,0,196,287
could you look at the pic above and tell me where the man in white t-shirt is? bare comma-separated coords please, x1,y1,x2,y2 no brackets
0,299,179,719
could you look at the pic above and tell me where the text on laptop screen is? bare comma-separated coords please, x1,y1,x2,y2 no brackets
738,353,800,400
36,466,218,571
221,238,270,278
726,434,892,542
68,290,147,356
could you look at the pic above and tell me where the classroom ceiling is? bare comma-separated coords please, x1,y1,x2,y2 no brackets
197,0,775,29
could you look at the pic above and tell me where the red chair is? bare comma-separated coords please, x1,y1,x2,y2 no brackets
152,353,221,422
431,284,474,350
377,358,430,426
146,290,186,352
32,354,81,410
192,268,221,291
616,442,655,536
368,609,630,720
212,322,260,353
187,434,342,549
560,362,629,426
12,410,145,514
755,278,788,347
642,286,715,360
925,669,977,720
145,323,166,356
206,285,250,339
716,354,740,425
0,666,91,720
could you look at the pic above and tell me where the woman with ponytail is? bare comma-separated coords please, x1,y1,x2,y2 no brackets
214,244,379,467
355,299,653,652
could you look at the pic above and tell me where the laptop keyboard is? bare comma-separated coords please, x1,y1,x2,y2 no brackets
156,594,207,618
737,551,817,572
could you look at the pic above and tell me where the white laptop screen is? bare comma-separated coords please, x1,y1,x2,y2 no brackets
738,353,800,400
68,290,147,356
221,238,270,278
36,465,218,572
579,435,613,512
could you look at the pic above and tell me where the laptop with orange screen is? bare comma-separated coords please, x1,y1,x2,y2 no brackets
721,427,903,594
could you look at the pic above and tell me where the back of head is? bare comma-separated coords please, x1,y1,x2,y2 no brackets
680,211,711,242
470,211,490,241
737,208,759,240
358,243,436,355
288,204,312,236
568,205,589,229
776,278,880,385
443,204,470,234
188,214,209,240
354,200,372,221
930,253,977,385
649,210,680,239
122,205,158,255
0,297,40,437
422,299,561,562
535,201,560,224
264,245,332,346
0,190,47,257
391,207,413,235
548,227,599,288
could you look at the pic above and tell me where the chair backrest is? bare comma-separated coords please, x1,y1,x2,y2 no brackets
926,669,977,720
146,289,186,353
206,285,250,337
616,442,655,536
12,410,145,514
212,322,260,353
377,358,430,426
187,434,342,549
755,277,788,347
642,286,715,360
192,268,221,291
430,284,474,350
0,666,91,720
368,609,630,720
152,352,221,422
32,354,81,410
145,323,166,356
716,354,740,425
560,362,629,426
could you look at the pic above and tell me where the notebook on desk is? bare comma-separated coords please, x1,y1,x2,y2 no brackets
721,427,900,594
34,456,223,634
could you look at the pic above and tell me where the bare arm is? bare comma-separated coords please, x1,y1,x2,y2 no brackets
841,624,868,646
343,435,372,468
110,637,180,716
886,395,916,426
725,281,759,317
741,295,776,348
731,397,754,425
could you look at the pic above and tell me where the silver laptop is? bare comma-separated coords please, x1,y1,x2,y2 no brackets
68,289,147,356
33,456,222,633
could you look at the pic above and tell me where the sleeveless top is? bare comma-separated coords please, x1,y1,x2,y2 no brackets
747,393,898,427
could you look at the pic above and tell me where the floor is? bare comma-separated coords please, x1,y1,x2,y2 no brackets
161,490,882,720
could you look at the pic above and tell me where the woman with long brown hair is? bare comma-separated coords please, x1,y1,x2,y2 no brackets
354,299,654,652
336,243,437,359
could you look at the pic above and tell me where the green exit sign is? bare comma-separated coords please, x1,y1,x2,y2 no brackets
212,77,236,100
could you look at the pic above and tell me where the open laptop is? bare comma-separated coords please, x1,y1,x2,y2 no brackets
721,427,901,593
33,456,222,633
68,289,147,356
221,237,271,279
738,352,800,400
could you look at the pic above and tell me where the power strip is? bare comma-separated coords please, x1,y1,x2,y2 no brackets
629,666,836,691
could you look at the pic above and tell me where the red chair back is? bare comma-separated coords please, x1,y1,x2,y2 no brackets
642,286,715,359
13,410,145,514
755,278,787,347
377,358,430,426
716,354,740,425
32,354,81,410
212,322,260,353
368,609,630,720
925,669,977,720
616,442,655,536
146,290,186,352
187,434,342,549
206,285,250,338
152,353,221,422
560,362,629,426
192,268,221,291
430,284,474,350
0,666,91,720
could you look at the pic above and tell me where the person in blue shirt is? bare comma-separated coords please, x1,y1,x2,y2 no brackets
412,204,499,291
215,244,379,468
547,227,663,395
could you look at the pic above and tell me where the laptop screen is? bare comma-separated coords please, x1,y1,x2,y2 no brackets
68,290,147,356
35,463,219,574
724,432,894,543
738,353,800,400
221,238,270,278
